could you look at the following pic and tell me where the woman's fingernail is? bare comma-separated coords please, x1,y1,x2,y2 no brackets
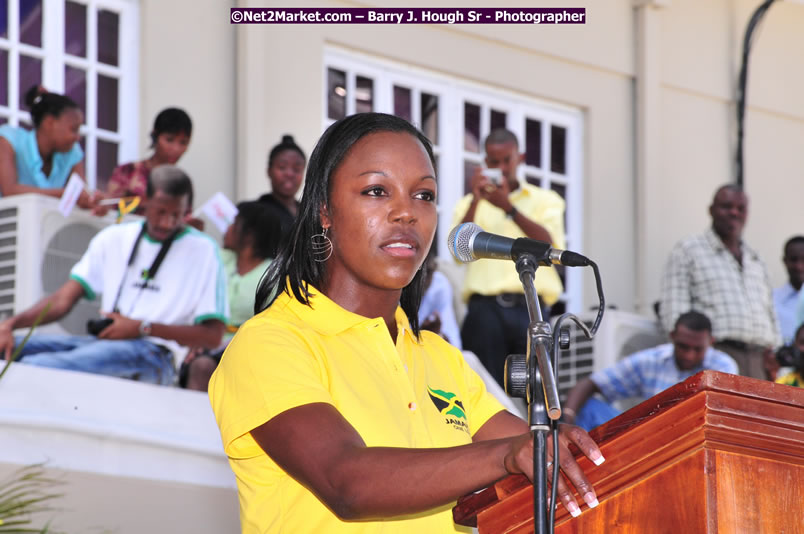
591,451,605,465
567,501,581,517
583,492,599,508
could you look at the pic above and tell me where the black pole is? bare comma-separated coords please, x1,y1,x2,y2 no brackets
513,254,555,534
532,429,548,534
735,0,776,188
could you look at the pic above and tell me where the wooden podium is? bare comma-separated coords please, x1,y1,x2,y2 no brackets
453,371,804,534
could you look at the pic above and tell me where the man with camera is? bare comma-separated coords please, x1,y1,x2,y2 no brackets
451,128,566,387
0,165,228,385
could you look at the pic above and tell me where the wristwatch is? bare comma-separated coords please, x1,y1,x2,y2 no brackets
138,320,153,337
506,205,518,219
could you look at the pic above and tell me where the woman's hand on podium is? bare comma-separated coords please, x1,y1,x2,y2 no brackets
504,424,603,517
486,411,604,517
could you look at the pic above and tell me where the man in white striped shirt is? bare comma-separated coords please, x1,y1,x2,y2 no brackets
658,184,780,379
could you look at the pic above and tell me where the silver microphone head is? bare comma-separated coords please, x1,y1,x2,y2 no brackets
448,222,483,263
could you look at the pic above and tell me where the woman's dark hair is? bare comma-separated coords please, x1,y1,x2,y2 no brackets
255,113,436,337
150,107,192,146
267,135,306,168
24,85,79,128
235,201,282,259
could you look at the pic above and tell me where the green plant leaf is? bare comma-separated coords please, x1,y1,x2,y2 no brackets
0,304,52,384
0,464,64,534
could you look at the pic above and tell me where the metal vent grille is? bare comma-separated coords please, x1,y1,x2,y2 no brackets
42,222,103,334
555,310,665,402
0,207,18,321
556,319,595,402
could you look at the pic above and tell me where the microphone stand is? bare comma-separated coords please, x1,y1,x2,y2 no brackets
514,254,562,534
449,221,607,531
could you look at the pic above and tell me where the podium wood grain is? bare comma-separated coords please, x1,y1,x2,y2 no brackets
453,371,804,534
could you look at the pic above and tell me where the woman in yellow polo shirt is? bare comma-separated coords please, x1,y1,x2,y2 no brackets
209,112,603,533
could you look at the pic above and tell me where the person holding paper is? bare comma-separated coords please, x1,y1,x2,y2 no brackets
0,85,98,209
104,107,205,228
106,107,192,204
198,192,240,235
0,165,228,385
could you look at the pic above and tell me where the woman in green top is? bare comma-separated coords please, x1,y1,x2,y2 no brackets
180,201,281,391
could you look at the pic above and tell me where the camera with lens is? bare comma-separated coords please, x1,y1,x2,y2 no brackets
775,344,802,369
481,167,503,186
86,318,114,336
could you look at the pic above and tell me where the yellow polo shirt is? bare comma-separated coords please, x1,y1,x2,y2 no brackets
776,371,803,388
209,284,505,533
451,182,566,306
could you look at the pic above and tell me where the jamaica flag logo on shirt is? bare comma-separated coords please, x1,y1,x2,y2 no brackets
428,386,469,434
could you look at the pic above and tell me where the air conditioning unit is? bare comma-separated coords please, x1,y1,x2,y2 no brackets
0,193,138,335
555,309,666,402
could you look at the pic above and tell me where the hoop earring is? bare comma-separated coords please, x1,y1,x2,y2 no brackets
312,227,333,262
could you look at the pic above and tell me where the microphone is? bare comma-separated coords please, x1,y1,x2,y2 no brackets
448,222,589,267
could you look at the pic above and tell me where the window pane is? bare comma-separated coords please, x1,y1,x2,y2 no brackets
0,49,7,107
0,117,7,126
327,68,346,121
464,102,480,153
551,181,568,233
97,74,118,131
525,175,542,188
550,181,566,200
1,0,8,39
18,55,42,110
96,139,118,191
393,85,411,122
420,92,438,145
97,9,119,66
19,0,42,47
355,76,373,113
551,125,566,174
65,1,87,58
490,109,506,131
64,65,86,115
463,160,479,195
525,118,542,168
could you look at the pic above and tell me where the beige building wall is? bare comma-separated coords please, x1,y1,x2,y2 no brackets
139,0,237,221
646,0,804,315
142,0,804,313
235,0,639,310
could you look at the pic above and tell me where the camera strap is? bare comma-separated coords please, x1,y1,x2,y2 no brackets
111,223,181,314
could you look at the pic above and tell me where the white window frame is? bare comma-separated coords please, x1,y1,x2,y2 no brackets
323,47,584,312
0,0,139,189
